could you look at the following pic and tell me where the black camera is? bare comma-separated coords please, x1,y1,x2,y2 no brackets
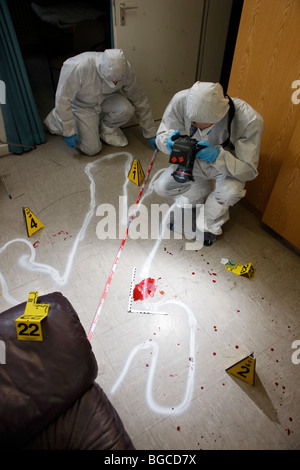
169,135,205,183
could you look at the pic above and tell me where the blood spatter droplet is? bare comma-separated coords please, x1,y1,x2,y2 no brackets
133,278,157,301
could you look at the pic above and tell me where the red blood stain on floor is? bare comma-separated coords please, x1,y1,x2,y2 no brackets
133,278,157,301
52,230,72,243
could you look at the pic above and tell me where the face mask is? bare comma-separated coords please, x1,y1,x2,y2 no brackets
202,124,214,135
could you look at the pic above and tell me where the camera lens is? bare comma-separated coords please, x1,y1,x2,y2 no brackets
172,166,194,183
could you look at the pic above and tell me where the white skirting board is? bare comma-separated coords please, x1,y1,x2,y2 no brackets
0,144,9,157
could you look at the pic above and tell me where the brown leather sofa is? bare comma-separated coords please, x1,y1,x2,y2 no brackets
0,292,134,450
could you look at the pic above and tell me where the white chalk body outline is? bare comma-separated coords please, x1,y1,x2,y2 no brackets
0,152,197,415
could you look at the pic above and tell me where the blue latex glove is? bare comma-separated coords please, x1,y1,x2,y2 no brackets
64,134,80,148
196,140,219,162
167,130,180,153
148,136,157,150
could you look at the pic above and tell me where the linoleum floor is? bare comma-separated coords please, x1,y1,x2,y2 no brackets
0,127,299,450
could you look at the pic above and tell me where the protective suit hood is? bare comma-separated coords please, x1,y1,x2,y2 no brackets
186,82,229,123
98,49,127,82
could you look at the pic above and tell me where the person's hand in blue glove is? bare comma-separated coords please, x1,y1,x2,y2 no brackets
196,140,219,162
148,137,157,150
167,130,180,153
64,134,80,149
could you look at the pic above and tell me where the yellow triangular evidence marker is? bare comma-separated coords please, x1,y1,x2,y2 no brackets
226,352,256,385
15,291,49,341
226,262,255,280
23,207,44,237
128,159,145,186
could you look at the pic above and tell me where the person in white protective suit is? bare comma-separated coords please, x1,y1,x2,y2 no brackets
154,81,264,246
44,49,157,156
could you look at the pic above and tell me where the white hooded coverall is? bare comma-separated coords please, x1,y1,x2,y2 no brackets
154,82,264,235
44,49,157,156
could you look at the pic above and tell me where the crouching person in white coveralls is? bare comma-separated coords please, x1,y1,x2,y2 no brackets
154,81,264,246
44,49,157,156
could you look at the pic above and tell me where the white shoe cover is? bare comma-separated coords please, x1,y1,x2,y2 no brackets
100,128,128,147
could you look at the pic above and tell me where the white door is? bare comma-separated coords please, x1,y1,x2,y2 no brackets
111,0,205,120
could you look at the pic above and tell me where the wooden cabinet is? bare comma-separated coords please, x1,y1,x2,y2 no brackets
262,120,300,250
227,0,300,250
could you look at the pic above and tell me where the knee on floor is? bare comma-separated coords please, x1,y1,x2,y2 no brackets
80,140,102,156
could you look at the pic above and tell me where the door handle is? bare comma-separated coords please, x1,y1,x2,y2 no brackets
120,2,138,26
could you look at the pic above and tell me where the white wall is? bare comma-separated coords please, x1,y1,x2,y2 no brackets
197,0,233,82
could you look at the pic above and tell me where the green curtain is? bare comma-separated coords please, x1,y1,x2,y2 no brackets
0,0,45,154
